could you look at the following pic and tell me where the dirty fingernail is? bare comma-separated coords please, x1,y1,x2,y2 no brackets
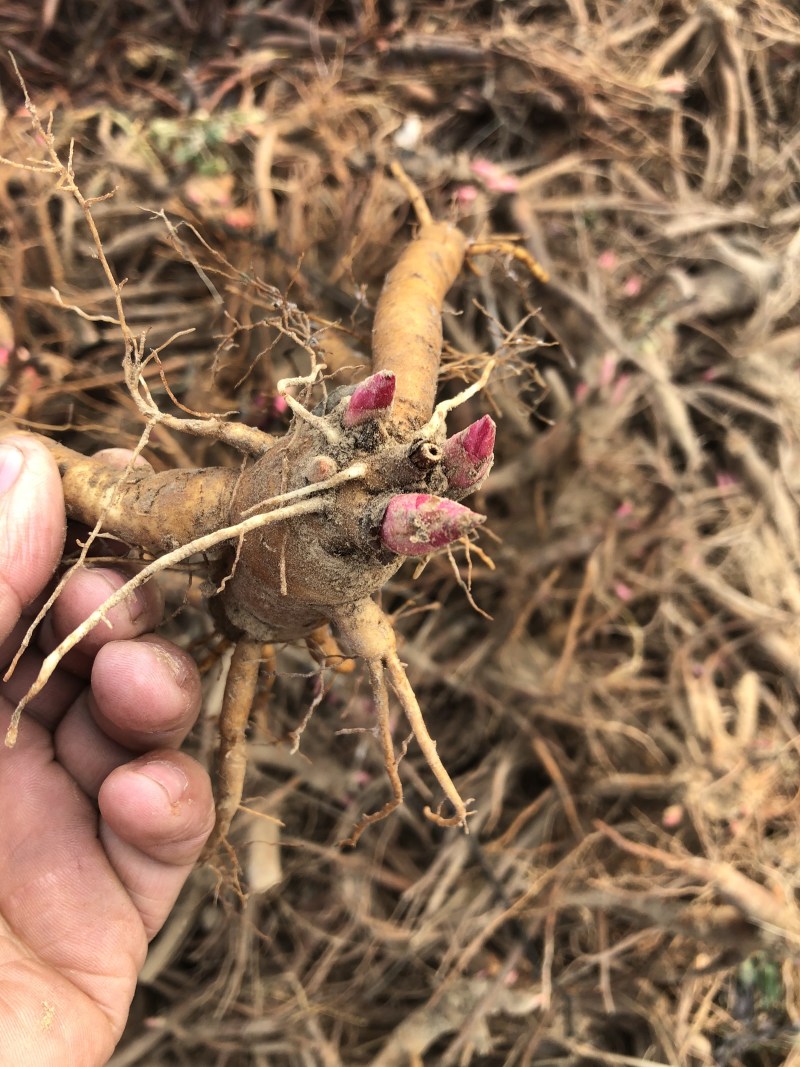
99,570,146,622
137,759,189,809
148,641,190,690
126,590,146,622
0,443,24,495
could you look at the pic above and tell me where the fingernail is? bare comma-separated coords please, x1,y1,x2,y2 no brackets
98,570,146,622
127,589,147,621
149,642,190,690
138,759,188,809
0,443,24,495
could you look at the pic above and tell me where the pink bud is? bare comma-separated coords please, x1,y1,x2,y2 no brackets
380,494,485,556
306,455,338,483
470,159,519,193
614,581,633,602
455,184,479,204
623,275,642,297
344,371,396,427
442,415,496,490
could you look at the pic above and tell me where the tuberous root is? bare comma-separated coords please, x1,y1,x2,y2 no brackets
203,636,264,860
443,414,496,490
343,370,397,427
380,493,485,556
306,625,355,674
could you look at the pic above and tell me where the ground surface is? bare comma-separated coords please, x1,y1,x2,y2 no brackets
1,2,800,1065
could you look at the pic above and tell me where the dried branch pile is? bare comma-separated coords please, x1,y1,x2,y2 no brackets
2,1,800,1064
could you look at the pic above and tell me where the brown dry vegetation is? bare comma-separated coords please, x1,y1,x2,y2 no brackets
2,1,800,1064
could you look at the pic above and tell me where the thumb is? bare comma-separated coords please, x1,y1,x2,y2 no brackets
0,435,66,644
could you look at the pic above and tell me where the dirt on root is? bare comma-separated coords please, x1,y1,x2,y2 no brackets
2,2,800,1065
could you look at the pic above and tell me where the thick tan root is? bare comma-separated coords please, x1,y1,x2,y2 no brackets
373,167,468,431
305,626,355,674
43,438,237,555
204,636,264,856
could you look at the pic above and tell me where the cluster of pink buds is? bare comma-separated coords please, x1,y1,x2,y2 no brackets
341,371,495,559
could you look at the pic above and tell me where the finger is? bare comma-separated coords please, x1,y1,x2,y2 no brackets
98,751,214,939
0,435,65,645
0,699,147,1029
92,448,154,473
1,565,162,726
40,566,164,677
0,571,166,730
0,635,83,727
54,636,201,794
89,636,201,748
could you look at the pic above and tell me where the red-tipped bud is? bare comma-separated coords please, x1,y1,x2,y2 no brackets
344,371,396,427
380,494,485,556
442,415,496,489
306,454,338,483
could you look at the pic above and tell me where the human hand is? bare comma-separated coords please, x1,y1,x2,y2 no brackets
0,435,214,1066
